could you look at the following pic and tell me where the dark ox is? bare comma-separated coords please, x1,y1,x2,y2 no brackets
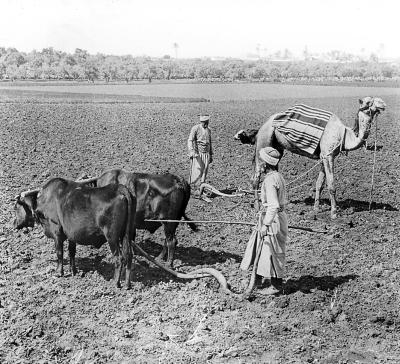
233,129,258,146
14,178,136,289
96,169,197,267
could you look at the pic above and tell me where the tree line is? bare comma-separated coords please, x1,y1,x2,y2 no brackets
1,47,399,83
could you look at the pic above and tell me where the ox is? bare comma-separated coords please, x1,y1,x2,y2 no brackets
96,169,197,267
14,178,136,289
233,129,258,146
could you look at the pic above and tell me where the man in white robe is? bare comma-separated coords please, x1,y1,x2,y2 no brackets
188,114,213,200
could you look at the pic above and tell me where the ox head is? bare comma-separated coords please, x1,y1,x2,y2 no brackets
233,129,258,145
13,192,38,230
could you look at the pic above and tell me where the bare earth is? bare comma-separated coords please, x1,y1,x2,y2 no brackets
1,89,399,363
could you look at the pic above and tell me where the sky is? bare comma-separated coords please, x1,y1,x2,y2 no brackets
0,0,399,59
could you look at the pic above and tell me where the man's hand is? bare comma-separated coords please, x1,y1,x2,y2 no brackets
260,225,269,237
189,151,198,159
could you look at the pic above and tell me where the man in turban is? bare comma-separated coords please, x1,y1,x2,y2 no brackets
241,146,288,295
188,114,213,201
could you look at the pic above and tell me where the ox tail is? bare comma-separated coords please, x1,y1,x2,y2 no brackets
176,176,198,232
131,241,238,296
119,185,134,259
182,213,198,232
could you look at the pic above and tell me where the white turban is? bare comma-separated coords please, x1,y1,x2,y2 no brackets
259,147,281,166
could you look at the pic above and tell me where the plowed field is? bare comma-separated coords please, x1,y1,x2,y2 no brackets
1,87,399,363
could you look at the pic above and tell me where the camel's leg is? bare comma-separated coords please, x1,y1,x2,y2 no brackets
322,156,338,219
314,163,326,213
252,167,261,211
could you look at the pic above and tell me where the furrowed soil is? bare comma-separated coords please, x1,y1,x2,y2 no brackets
0,89,399,363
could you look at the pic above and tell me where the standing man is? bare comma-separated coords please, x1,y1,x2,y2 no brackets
240,146,288,295
188,114,213,200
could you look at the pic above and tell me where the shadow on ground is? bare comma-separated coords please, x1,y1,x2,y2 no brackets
74,239,241,286
365,144,383,151
137,238,241,266
300,197,398,212
77,254,114,279
284,274,358,294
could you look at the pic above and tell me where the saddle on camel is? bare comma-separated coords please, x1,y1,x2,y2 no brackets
234,97,386,219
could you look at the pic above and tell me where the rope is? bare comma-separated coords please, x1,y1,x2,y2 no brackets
287,178,314,192
286,134,345,187
369,117,379,211
235,137,346,196
286,160,322,187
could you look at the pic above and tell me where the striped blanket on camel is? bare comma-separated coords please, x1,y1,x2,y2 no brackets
272,104,332,155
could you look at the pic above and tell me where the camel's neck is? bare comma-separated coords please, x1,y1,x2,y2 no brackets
343,111,374,151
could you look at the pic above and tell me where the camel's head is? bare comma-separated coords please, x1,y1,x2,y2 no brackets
354,97,387,138
234,129,258,145
359,97,386,115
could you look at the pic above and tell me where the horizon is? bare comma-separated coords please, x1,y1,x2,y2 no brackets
0,0,399,59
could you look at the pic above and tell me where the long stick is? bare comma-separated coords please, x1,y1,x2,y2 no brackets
189,156,194,184
369,118,378,211
242,215,264,299
144,219,327,233
145,219,255,226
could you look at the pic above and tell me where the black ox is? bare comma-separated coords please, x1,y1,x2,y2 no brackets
14,178,136,289
96,169,197,267
233,129,258,145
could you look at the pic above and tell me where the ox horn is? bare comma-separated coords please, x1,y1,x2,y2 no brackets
20,188,41,198
18,176,99,199
75,176,98,184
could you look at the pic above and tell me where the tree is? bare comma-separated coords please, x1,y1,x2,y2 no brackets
0,61,6,79
369,53,379,63
269,66,281,81
99,56,119,82
381,64,394,78
84,57,99,82
303,46,309,61
173,43,179,59
5,64,18,81
282,49,292,60
74,48,89,64
252,65,267,80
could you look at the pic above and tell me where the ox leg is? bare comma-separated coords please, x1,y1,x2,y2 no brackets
68,240,77,276
156,243,167,262
125,252,133,290
54,236,65,277
156,223,174,263
107,240,123,288
323,156,338,219
123,233,134,290
165,234,178,267
314,163,326,213
163,223,179,267
114,250,123,289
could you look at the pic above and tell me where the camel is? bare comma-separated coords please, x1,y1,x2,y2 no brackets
234,97,386,219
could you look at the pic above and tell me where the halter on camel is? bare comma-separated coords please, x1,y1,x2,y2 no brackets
352,97,386,211
353,97,385,140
